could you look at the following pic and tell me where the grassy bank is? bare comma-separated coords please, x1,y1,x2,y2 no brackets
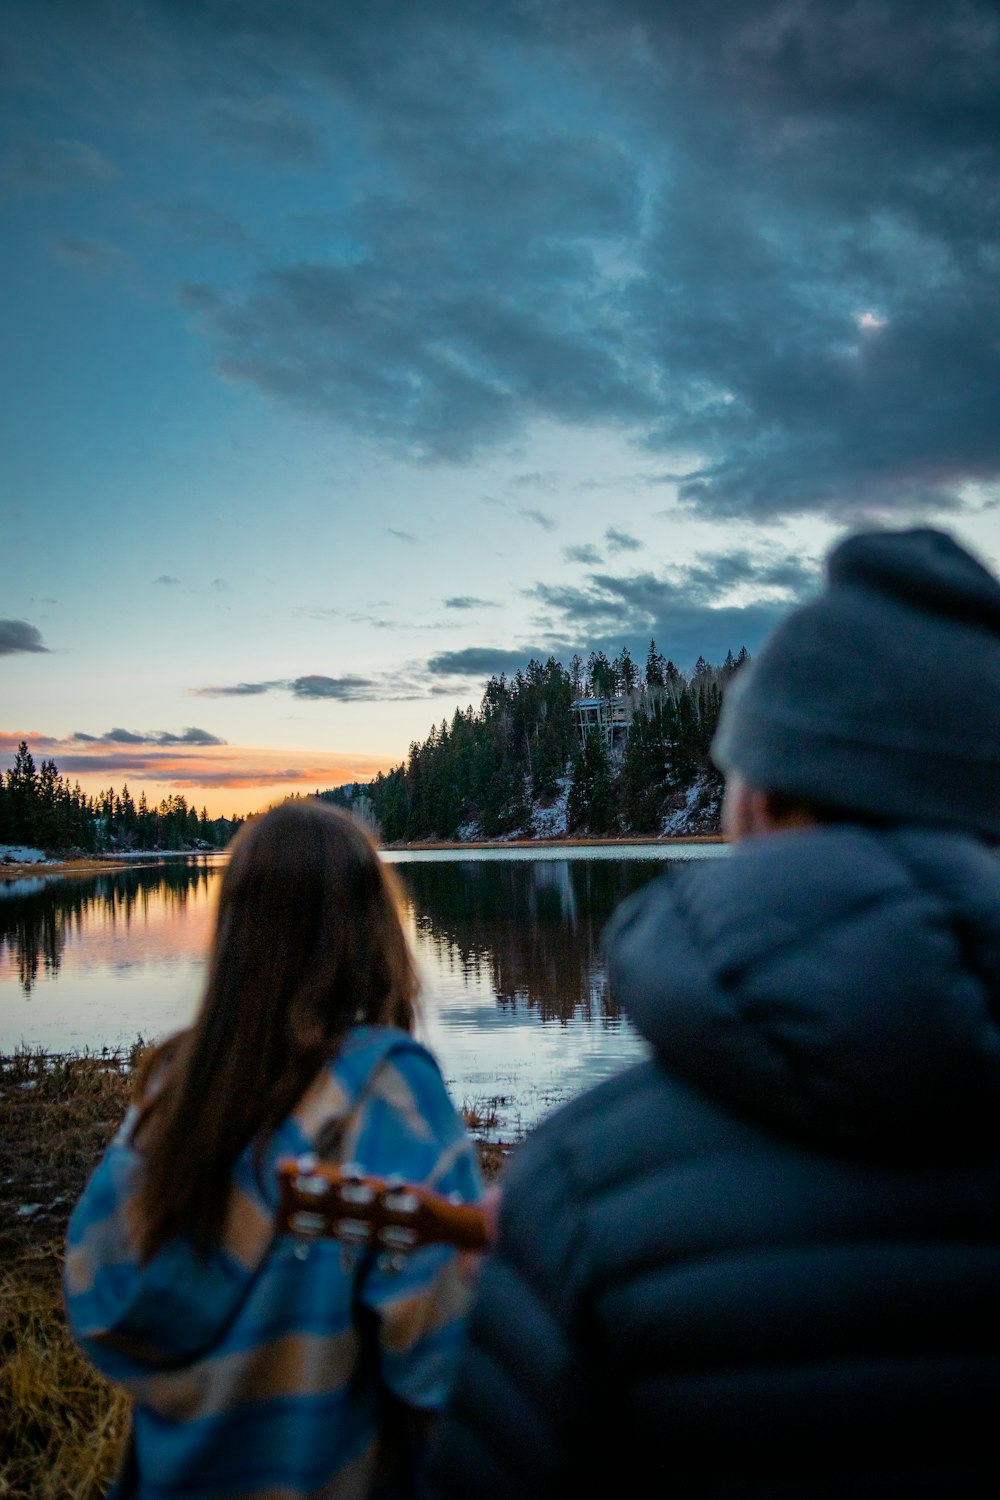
0,1049,509,1499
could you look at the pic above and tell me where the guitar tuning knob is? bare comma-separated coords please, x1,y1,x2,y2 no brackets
377,1252,408,1276
340,1162,365,1181
297,1152,319,1172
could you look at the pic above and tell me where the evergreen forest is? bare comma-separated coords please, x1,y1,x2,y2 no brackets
3,643,747,855
322,642,748,842
0,742,245,855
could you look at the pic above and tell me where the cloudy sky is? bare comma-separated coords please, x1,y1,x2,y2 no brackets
3,0,1000,813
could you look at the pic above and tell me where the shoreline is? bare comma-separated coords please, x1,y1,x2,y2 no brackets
383,833,724,851
1,834,726,881
0,852,217,882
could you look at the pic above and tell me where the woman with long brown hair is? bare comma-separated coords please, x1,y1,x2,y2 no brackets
65,800,483,1498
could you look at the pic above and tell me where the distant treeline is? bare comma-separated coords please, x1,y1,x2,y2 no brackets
322,642,749,841
0,742,245,854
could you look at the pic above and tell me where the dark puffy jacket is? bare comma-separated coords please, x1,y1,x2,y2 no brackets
430,827,1000,1498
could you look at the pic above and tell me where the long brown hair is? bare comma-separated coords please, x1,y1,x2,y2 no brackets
131,800,418,1260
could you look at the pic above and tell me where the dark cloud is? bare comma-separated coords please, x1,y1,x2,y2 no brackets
679,550,820,602
153,574,181,586
444,596,499,609
210,577,229,592
518,506,556,532
146,198,252,246
0,620,50,655
564,544,603,565
192,681,280,697
185,0,1000,517
288,674,381,700
71,726,226,746
529,544,819,663
192,673,430,702
204,102,325,166
387,528,420,544
15,0,1000,521
605,527,641,553
50,236,123,269
5,135,117,191
425,647,549,678
177,282,223,314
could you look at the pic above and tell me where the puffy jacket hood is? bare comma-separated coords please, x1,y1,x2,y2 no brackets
605,826,1000,1156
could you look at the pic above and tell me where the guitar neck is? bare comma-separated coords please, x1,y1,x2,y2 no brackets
276,1157,490,1253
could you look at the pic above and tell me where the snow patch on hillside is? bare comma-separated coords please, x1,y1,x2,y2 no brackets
531,777,570,839
661,776,722,836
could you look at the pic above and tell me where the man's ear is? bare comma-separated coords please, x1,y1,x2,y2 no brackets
723,773,819,840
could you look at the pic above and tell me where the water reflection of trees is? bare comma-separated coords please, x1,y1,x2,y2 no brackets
0,862,214,995
398,859,670,1024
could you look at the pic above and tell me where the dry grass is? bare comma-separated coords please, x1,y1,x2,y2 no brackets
0,1046,511,1498
0,1266,130,1499
0,1049,141,1499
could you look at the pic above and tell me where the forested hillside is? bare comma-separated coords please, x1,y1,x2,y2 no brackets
0,742,244,854
323,642,748,841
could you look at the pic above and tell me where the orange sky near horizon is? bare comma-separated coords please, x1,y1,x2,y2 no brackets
0,732,400,819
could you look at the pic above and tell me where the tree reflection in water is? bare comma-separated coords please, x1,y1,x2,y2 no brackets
397,858,671,1024
0,862,214,995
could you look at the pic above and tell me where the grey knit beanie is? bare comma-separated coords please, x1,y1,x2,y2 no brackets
711,527,1000,837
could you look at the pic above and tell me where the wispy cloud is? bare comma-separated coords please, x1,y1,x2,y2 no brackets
49,235,125,271
387,528,420,545
154,574,181,587
70,726,226,747
605,527,641,553
444,596,499,609
204,102,325,167
191,681,280,697
192,672,434,703
518,506,556,532
564,544,602,565
5,135,117,192
512,471,561,491
288,675,380,701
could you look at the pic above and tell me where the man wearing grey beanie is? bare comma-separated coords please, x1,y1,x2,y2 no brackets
431,528,1000,1498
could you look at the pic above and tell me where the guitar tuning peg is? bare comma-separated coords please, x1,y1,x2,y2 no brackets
377,1252,408,1276
297,1152,319,1172
340,1161,364,1181
293,1243,310,1262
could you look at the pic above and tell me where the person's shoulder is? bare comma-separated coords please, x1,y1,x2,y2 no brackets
329,1024,444,1088
506,1051,761,1230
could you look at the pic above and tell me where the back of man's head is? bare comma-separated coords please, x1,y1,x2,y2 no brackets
712,527,1000,839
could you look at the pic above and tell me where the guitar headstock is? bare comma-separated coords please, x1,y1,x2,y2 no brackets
276,1156,489,1254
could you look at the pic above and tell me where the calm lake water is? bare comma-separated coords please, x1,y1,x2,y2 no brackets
0,846,725,1136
